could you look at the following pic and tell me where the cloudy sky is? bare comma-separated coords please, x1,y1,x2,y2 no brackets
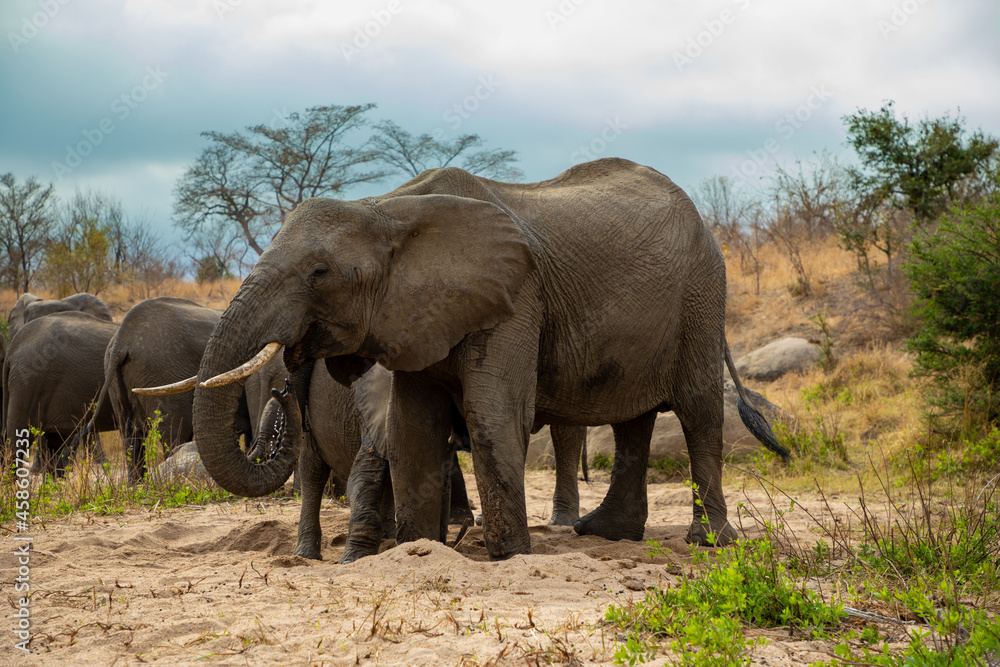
2,0,998,249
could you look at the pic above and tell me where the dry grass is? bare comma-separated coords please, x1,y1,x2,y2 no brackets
0,278,243,323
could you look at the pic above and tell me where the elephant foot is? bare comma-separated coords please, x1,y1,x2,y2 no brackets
686,518,738,547
339,542,376,564
548,508,579,527
449,505,474,526
293,541,323,561
573,504,645,541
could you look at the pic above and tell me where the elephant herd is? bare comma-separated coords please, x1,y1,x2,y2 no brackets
1,159,789,563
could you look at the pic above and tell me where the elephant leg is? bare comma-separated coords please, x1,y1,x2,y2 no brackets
549,424,586,526
125,419,146,483
448,450,474,525
387,372,453,547
464,398,533,559
341,433,393,564
294,434,330,560
676,390,737,547
574,410,655,541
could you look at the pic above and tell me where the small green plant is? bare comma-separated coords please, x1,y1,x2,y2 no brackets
607,537,843,665
828,585,1000,666
592,450,613,471
809,310,837,371
142,409,165,475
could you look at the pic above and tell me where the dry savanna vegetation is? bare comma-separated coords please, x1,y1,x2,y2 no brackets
2,103,999,665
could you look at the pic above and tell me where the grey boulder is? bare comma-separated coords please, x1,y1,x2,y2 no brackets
527,380,785,467
155,441,212,482
734,337,821,381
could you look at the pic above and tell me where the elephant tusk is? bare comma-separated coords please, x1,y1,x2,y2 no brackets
133,376,198,395
201,341,282,388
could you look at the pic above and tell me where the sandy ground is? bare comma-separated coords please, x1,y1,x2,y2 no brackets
2,469,874,666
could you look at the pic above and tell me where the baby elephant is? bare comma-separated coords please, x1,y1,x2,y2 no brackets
245,359,586,561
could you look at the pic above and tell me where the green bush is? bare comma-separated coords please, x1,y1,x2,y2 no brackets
607,538,843,665
904,181,1000,437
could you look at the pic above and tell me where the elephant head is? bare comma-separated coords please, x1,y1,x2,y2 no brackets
193,193,535,497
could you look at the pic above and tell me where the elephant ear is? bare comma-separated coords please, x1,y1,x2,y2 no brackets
368,194,535,372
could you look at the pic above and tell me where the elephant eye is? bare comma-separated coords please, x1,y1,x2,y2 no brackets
310,267,329,279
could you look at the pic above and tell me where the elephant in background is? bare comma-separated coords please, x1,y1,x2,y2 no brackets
227,352,587,561
75,297,252,482
192,158,789,562
2,311,119,474
8,292,112,339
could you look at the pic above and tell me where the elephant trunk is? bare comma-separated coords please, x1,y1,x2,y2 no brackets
193,271,301,497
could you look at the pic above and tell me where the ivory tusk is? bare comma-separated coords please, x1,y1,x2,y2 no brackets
133,376,198,395
201,342,282,388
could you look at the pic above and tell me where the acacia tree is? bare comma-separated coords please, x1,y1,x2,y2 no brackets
175,105,523,275
371,120,523,180
174,104,388,267
0,173,56,292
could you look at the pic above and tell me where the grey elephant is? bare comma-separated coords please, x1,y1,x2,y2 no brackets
191,158,789,561
8,292,112,339
241,355,587,560
78,297,252,482
337,366,588,562
2,311,119,474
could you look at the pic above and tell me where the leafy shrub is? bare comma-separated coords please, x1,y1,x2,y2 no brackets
904,181,1000,437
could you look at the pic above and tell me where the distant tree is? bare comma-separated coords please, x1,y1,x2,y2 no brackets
371,120,523,180
839,102,999,285
44,218,114,297
767,155,852,297
174,104,388,266
42,190,177,297
844,101,998,223
0,173,57,292
693,175,767,294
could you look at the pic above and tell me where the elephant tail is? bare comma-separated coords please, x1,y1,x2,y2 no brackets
65,372,111,459
724,344,791,462
580,438,589,483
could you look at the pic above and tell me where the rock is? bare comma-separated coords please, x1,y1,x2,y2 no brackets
155,441,213,482
735,337,821,381
585,380,786,465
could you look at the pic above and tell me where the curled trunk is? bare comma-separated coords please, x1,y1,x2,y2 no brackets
193,275,301,497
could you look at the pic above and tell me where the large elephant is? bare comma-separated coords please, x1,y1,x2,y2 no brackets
8,292,112,339
192,158,789,561
80,297,252,482
2,311,119,474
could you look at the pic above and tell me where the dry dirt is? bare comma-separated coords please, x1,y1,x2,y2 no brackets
2,469,871,666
